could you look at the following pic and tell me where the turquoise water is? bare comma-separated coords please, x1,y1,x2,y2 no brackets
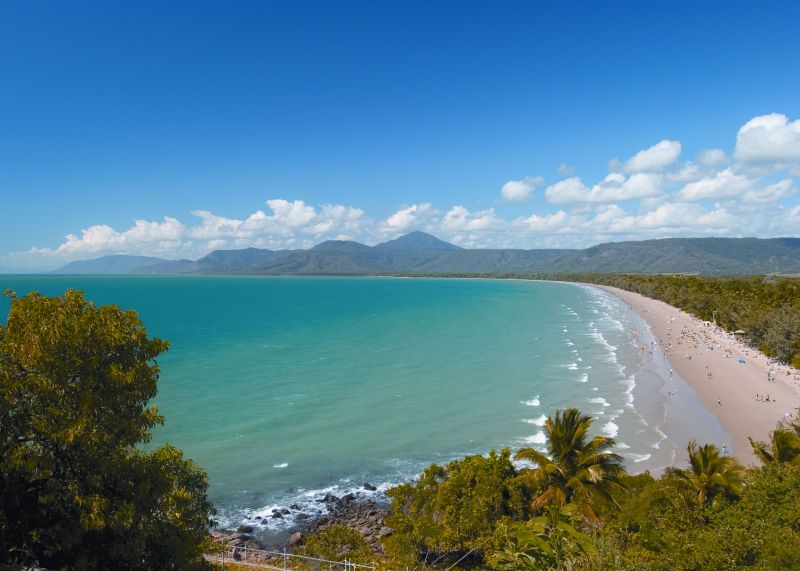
0,276,726,540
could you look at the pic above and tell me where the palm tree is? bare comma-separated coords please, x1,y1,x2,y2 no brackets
515,408,626,526
674,440,745,506
749,427,800,465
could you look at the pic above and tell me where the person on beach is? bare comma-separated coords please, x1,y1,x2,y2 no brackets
717,398,722,406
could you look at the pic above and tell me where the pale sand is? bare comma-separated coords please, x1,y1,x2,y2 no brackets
597,285,800,466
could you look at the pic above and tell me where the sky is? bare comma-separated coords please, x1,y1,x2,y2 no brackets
1,1,799,271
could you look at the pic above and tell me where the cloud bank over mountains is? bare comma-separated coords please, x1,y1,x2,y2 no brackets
4,113,800,271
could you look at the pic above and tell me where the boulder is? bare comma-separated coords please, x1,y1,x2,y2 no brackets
271,512,283,519
289,532,303,547
290,504,301,510
379,527,393,537
363,482,377,491
237,525,254,534
280,508,290,514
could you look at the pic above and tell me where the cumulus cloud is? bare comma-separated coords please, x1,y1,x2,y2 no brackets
442,206,505,232
624,140,682,172
741,179,796,203
500,176,544,202
545,173,662,204
516,210,574,232
545,177,590,203
676,168,753,201
383,203,436,231
734,113,800,165
698,148,727,166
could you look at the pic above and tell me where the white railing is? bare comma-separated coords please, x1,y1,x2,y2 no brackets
208,546,377,571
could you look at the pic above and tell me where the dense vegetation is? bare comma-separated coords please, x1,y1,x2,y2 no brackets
378,408,800,570
555,274,800,367
0,290,215,570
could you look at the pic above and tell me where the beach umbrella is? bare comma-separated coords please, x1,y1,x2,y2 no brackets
738,358,746,364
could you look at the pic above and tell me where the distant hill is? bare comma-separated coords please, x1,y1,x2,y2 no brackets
548,237,800,275
51,255,171,274
51,233,800,276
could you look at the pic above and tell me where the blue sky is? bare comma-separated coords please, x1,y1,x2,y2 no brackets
1,1,799,271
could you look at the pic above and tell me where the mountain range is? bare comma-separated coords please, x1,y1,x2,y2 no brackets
50,232,800,276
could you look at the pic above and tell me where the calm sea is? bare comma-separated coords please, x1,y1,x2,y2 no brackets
0,276,727,541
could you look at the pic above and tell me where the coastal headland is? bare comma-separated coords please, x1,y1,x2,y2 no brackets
596,285,800,465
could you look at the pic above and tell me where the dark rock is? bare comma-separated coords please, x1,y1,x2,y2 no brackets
290,504,301,510
363,482,377,491
338,493,356,507
255,516,262,520
289,532,303,546
237,525,254,533
280,508,290,514
271,512,283,519
317,493,339,503
296,513,310,521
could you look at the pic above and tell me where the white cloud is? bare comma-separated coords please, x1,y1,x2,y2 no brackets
558,164,575,176
442,205,505,232
383,203,435,231
606,202,737,234
545,173,662,203
676,168,753,201
545,177,590,203
517,210,571,231
741,179,796,203
501,176,544,202
624,140,682,173
698,148,727,166
734,113,800,164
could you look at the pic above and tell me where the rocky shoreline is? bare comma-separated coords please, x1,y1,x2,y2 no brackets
209,486,392,561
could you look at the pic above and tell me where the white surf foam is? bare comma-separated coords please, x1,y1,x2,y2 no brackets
601,421,619,437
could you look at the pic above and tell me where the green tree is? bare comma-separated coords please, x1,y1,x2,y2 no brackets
299,525,374,565
489,503,596,571
0,290,214,570
385,449,527,564
672,440,745,507
749,423,800,466
514,408,626,525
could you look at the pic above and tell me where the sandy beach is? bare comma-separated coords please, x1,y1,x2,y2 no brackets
597,285,800,466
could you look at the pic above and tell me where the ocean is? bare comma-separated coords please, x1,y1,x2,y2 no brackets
0,275,727,542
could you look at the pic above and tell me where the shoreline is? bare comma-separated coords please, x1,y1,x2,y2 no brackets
594,285,800,466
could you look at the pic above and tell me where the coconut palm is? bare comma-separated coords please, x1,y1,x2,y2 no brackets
674,440,745,506
515,408,626,526
749,427,800,465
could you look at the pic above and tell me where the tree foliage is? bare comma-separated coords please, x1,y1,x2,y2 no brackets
515,408,625,526
384,449,528,565
298,525,374,565
671,440,745,507
382,408,800,569
0,289,214,570
489,503,596,571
